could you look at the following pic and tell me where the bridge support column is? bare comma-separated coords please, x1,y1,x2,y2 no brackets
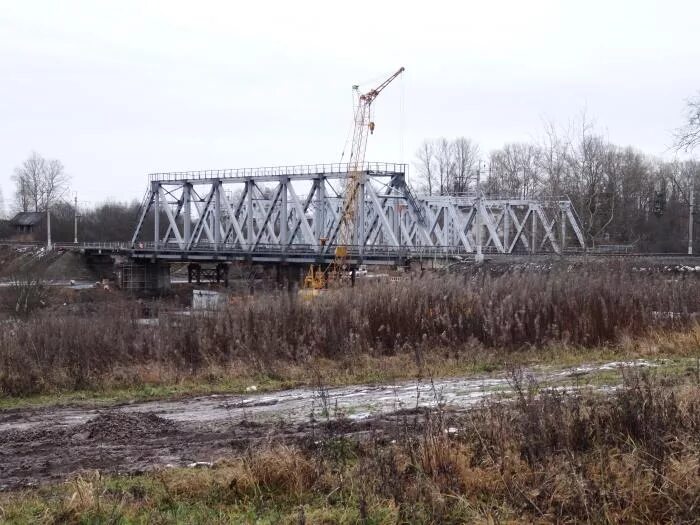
275,263,300,293
188,263,201,284
120,260,171,292
216,263,229,287
275,263,283,287
287,265,301,294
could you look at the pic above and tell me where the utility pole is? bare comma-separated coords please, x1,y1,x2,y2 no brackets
74,194,78,244
475,165,484,263
46,206,52,251
690,173,695,255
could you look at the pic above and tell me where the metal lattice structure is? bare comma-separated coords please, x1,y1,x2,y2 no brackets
131,162,585,264
420,195,585,255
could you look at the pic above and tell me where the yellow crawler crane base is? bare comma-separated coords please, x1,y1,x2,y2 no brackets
300,265,326,299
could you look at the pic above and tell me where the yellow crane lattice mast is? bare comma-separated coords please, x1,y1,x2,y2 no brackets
304,66,404,291
334,66,405,266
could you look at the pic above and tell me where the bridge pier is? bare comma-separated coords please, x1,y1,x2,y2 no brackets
274,263,302,293
119,260,171,292
84,253,116,280
188,263,201,284
216,263,230,287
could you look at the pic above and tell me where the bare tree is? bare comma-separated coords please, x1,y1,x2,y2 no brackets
11,152,69,212
412,108,700,252
488,143,542,198
675,93,700,152
435,138,453,195
666,159,699,204
40,159,69,210
12,152,44,212
538,119,570,197
566,113,615,244
451,137,480,193
0,186,5,219
605,146,653,243
414,140,436,195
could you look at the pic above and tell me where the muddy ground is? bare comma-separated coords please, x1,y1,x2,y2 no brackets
0,361,647,491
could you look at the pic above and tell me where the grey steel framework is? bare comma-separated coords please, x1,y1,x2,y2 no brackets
130,162,585,264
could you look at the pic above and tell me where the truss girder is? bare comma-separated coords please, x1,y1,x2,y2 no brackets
132,164,585,257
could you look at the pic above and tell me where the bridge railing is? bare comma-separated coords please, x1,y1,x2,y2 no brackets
57,242,133,251
148,162,407,183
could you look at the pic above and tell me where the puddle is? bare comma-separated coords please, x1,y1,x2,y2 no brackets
0,358,657,491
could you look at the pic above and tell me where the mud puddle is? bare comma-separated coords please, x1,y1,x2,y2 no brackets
0,360,650,491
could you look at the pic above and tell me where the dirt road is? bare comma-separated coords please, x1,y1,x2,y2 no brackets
0,361,647,490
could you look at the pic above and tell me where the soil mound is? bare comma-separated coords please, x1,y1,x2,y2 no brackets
77,411,175,441
43,251,97,281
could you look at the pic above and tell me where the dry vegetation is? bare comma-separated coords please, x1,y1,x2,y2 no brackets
2,264,700,523
1,263,699,398
3,371,700,523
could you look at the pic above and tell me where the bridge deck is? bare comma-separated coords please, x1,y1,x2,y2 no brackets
4,241,700,267
73,242,487,266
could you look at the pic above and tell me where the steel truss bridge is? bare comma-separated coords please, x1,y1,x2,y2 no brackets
129,162,586,266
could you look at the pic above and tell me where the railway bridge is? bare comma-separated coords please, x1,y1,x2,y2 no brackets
72,162,588,289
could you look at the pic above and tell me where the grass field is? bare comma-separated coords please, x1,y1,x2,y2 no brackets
2,264,700,523
2,370,699,524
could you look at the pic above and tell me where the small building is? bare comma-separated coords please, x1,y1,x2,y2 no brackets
8,212,45,241
0,219,12,239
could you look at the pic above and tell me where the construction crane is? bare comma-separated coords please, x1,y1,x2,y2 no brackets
304,67,405,290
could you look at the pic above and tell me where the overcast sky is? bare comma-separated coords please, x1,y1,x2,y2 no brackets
1,0,699,211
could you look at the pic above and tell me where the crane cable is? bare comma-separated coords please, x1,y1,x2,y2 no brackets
339,87,356,162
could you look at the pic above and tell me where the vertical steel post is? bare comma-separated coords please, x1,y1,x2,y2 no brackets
503,203,510,253
153,182,160,250
358,177,365,255
73,195,78,244
530,206,537,254
183,183,191,248
46,206,52,251
689,175,695,255
561,204,567,252
246,180,253,250
214,181,221,250
315,177,325,242
393,198,399,246
475,168,483,262
443,205,449,246
280,178,288,249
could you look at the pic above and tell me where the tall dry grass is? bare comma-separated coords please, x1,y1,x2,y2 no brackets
343,371,700,522
1,264,699,396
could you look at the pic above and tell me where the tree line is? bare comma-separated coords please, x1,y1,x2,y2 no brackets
414,110,700,252
0,151,145,242
3,94,700,251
